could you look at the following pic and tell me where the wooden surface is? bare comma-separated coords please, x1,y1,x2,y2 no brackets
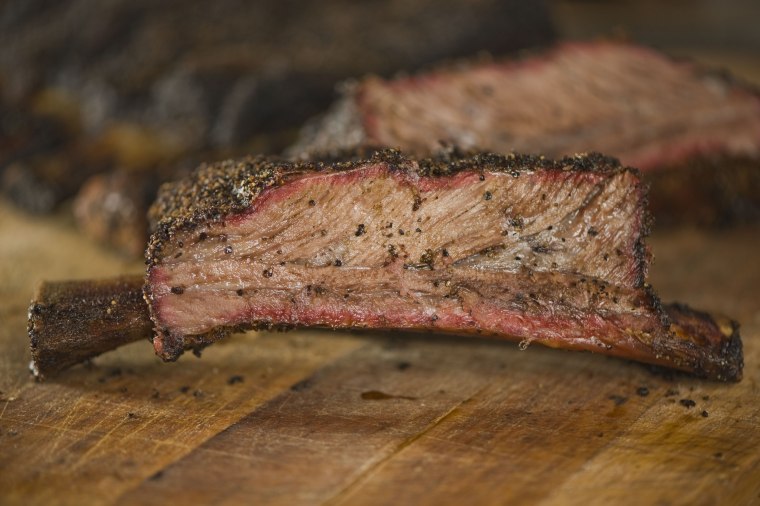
2,57,760,506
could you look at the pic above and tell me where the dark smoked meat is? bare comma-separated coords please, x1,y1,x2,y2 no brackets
143,149,743,381
290,42,760,226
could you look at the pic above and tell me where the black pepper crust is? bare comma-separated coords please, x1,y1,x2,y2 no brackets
146,148,642,268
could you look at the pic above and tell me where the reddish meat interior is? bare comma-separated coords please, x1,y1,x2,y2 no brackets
149,162,657,359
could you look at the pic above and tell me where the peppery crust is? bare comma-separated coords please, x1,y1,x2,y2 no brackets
146,148,645,268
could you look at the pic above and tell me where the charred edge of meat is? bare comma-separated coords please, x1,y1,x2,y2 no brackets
661,303,743,382
146,148,635,268
156,322,299,362
28,275,151,379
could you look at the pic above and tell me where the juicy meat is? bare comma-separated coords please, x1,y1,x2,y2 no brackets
144,149,742,380
290,41,760,225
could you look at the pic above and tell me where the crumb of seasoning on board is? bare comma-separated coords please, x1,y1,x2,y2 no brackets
355,224,366,236
397,361,411,371
227,375,244,385
679,399,696,408
636,386,649,397
701,410,709,418
608,394,627,406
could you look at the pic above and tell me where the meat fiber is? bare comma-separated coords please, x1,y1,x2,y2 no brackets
290,41,760,225
144,149,742,380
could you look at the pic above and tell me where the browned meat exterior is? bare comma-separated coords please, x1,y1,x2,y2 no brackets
144,149,742,380
28,276,153,379
290,41,760,226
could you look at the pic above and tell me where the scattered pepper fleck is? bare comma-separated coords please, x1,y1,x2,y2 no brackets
355,224,366,236
609,394,627,406
397,361,411,371
228,375,244,385
679,398,696,408
636,387,649,397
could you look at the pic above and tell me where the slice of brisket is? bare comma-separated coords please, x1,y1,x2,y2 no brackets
144,149,742,381
290,41,760,226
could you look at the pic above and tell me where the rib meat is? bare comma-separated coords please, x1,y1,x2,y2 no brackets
144,149,742,380
290,41,760,225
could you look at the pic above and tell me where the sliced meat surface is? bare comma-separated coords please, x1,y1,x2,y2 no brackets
144,150,742,380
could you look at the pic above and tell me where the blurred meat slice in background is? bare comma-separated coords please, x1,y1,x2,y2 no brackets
290,41,760,227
